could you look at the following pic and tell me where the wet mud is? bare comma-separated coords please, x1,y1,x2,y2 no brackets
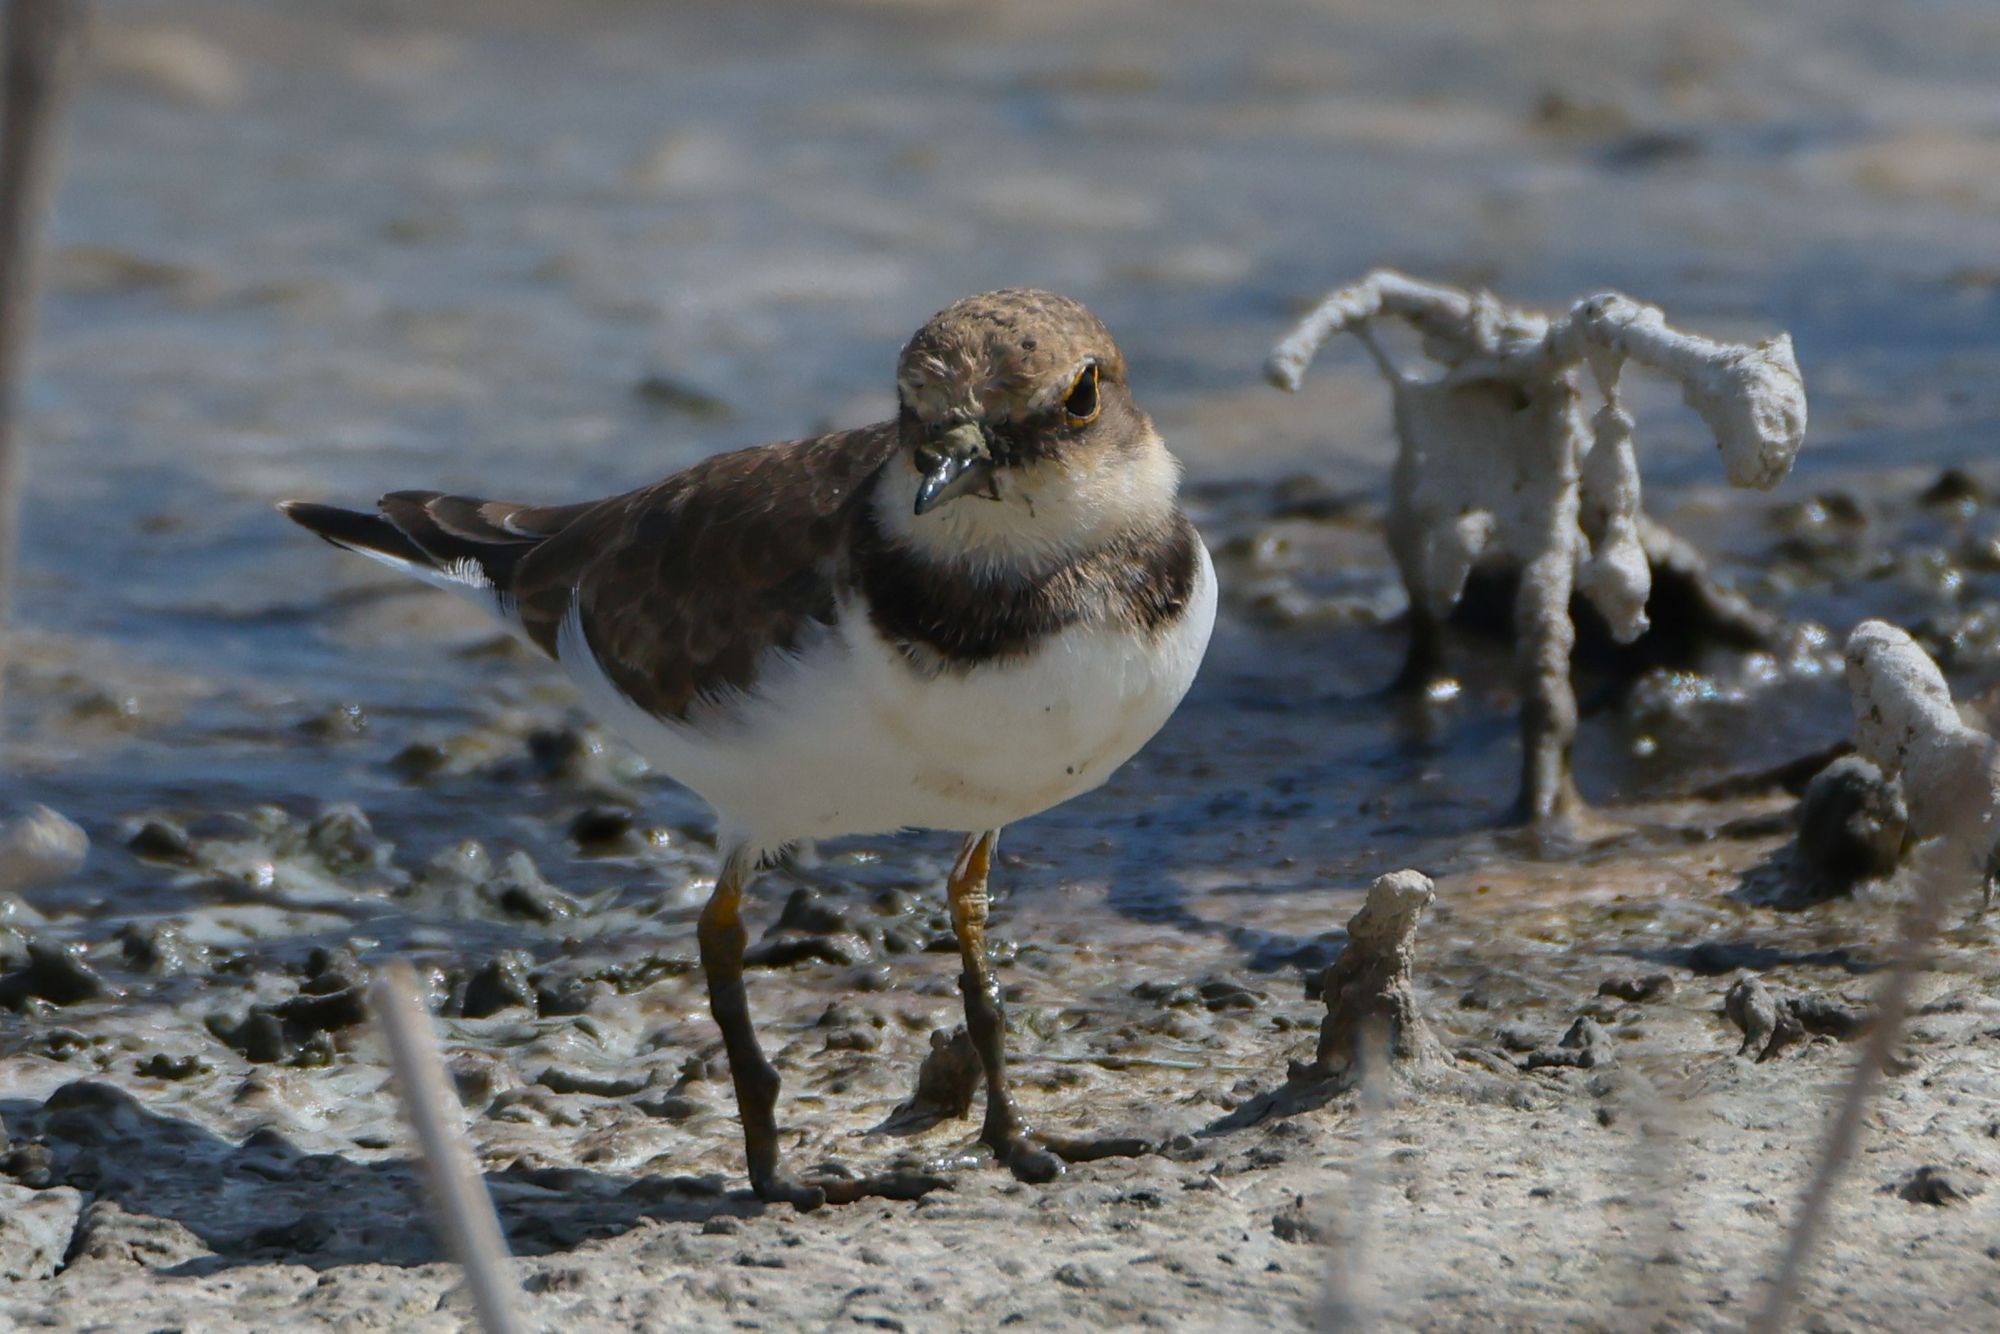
5,0,2000,1329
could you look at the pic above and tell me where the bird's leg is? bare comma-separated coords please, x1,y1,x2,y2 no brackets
948,830,1062,1184
698,847,826,1212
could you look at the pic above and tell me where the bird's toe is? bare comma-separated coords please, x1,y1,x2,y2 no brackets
1001,1141,1064,1184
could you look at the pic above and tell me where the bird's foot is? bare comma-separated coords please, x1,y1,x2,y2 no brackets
979,1129,1064,1184
817,1167,955,1205
1001,1138,1065,1184
1035,1133,1156,1164
752,1171,828,1213
753,1166,954,1212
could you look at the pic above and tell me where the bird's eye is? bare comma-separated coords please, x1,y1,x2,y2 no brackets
1062,362,1100,425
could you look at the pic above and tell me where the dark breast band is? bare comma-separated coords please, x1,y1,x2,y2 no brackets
850,505,1202,667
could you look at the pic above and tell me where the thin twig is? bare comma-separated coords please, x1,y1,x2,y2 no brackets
0,0,86,716
1315,1019,1389,1331
1746,839,1970,1334
1755,630,2000,1325
371,959,527,1334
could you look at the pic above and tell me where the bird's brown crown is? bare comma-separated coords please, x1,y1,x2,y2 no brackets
877,288,1177,571
895,288,1128,435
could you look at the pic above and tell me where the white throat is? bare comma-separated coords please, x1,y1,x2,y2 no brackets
872,434,1182,576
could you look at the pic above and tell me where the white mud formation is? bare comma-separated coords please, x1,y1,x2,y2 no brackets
1846,620,2000,883
1268,271,1807,825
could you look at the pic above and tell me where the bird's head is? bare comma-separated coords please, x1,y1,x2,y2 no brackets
883,289,1178,568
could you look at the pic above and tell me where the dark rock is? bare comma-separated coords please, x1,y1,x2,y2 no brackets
870,887,917,918
1788,994,1873,1040
302,946,362,991
1919,468,1984,511
1727,974,1870,1060
389,741,449,782
295,701,369,740
526,728,600,784
0,940,112,1008
534,975,595,1018
207,1009,291,1064
816,1001,868,1028
135,1053,206,1081
1598,973,1675,1003
306,804,387,874
117,921,208,975
1725,974,1782,1057
635,1094,710,1122
207,974,362,1065
484,851,578,923
524,1266,588,1295
1525,1017,1614,1070
487,1088,584,1128
33,1028,90,1059
1132,978,1199,1008
745,933,868,968
1197,977,1264,1012
567,805,636,849
1,1144,55,1189
1893,1165,1978,1207
1272,1195,1329,1244
883,1028,983,1130
461,951,536,1019
1053,1261,1106,1290
449,1054,512,1107
824,1026,883,1052
126,818,194,863
270,986,368,1034
1791,756,1907,901
772,887,851,936
536,1068,648,1098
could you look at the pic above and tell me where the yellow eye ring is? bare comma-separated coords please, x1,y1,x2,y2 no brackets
1062,362,1101,426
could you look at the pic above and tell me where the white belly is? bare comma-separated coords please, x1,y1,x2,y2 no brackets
557,544,1216,854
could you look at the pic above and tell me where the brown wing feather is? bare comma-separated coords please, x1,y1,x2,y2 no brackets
509,423,899,720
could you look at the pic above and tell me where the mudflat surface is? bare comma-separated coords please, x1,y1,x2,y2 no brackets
3,0,2000,1329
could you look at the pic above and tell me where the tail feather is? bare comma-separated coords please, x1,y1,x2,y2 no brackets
279,500,431,566
279,490,593,607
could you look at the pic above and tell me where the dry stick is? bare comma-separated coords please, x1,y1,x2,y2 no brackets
371,960,528,1334
1747,838,1972,1334
1315,1019,1390,1332
0,0,85,715
1620,1068,1701,1329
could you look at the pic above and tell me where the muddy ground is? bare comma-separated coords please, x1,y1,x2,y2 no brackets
4,0,2000,1330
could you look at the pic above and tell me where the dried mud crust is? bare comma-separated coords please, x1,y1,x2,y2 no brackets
4,818,2000,1331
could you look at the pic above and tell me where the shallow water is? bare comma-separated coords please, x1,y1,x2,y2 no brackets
4,0,2000,989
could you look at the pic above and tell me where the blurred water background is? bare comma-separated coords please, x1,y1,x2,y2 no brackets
5,0,1998,947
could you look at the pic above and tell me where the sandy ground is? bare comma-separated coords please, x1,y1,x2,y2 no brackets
4,804,2000,1331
